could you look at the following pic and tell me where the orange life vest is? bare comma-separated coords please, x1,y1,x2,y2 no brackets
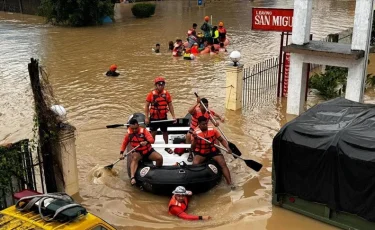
190,107,211,129
168,195,188,215
218,27,227,42
150,89,169,119
193,127,217,154
128,127,152,154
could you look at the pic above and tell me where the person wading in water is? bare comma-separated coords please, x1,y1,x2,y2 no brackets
168,186,211,221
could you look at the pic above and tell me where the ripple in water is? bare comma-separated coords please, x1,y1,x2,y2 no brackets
88,164,119,185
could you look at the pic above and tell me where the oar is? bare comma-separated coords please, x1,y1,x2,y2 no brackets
104,145,140,170
194,135,262,172
106,119,176,128
194,92,241,157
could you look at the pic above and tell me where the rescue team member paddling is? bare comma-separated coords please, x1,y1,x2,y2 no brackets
186,97,224,162
168,186,210,221
191,116,233,188
145,77,177,154
120,119,163,185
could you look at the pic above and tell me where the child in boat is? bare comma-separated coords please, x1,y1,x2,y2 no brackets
168,186,210,221
106,64,120,77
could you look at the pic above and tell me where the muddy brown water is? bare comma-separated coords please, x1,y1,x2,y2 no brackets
0,0,372,229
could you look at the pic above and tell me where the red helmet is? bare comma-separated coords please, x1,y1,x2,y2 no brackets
154,76,165,84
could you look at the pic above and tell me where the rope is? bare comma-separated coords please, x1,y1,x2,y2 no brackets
15,193,86,223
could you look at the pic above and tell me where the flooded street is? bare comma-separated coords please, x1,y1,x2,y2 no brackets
0,0,366,229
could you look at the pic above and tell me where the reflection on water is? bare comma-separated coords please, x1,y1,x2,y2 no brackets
0,0,362,229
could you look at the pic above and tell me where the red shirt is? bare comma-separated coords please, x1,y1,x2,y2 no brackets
169,206,200,220
191,46,199,54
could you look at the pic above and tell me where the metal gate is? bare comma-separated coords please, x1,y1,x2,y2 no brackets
0,139,44,210
243,57,279,108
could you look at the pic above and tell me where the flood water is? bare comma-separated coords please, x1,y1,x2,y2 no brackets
0,0,371,229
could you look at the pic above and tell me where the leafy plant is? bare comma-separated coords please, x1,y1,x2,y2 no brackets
0,141,28,196
309,66,348,100
38,0,114,27
366,73,375,88
131,3,156,18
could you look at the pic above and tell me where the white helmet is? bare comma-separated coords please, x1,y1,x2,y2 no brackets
172,186,192,195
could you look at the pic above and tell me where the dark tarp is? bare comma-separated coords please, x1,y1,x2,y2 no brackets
273,97,375,222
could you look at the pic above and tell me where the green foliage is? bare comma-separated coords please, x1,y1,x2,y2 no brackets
309,66,348,100
38,0,114,27
0,142,27,195
131,3,156,18
366,73,375,88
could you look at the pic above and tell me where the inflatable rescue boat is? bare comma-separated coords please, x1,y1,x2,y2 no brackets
126,113,223,195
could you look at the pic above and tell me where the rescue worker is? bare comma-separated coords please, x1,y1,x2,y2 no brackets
191,43,199,54
145,77,177,154
191,116,233,187
218,21,227,43
200,16,212,43
168,186,211,221
106,64,120,77
186,97,224,162
120,119,163,185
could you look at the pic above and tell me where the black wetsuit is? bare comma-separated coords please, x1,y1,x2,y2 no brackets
106,71,120,77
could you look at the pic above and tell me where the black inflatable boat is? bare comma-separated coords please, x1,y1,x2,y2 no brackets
126,113,223,195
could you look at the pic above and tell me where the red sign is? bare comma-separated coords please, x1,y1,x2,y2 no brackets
252,8,293,32
282,53,290,97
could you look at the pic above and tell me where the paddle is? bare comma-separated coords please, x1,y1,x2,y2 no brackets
106,119,176,128
104,145,140,170
194,135,262,172
194,92,241,157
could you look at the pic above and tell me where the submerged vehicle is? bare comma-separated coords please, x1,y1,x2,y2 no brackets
273,98,375,230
